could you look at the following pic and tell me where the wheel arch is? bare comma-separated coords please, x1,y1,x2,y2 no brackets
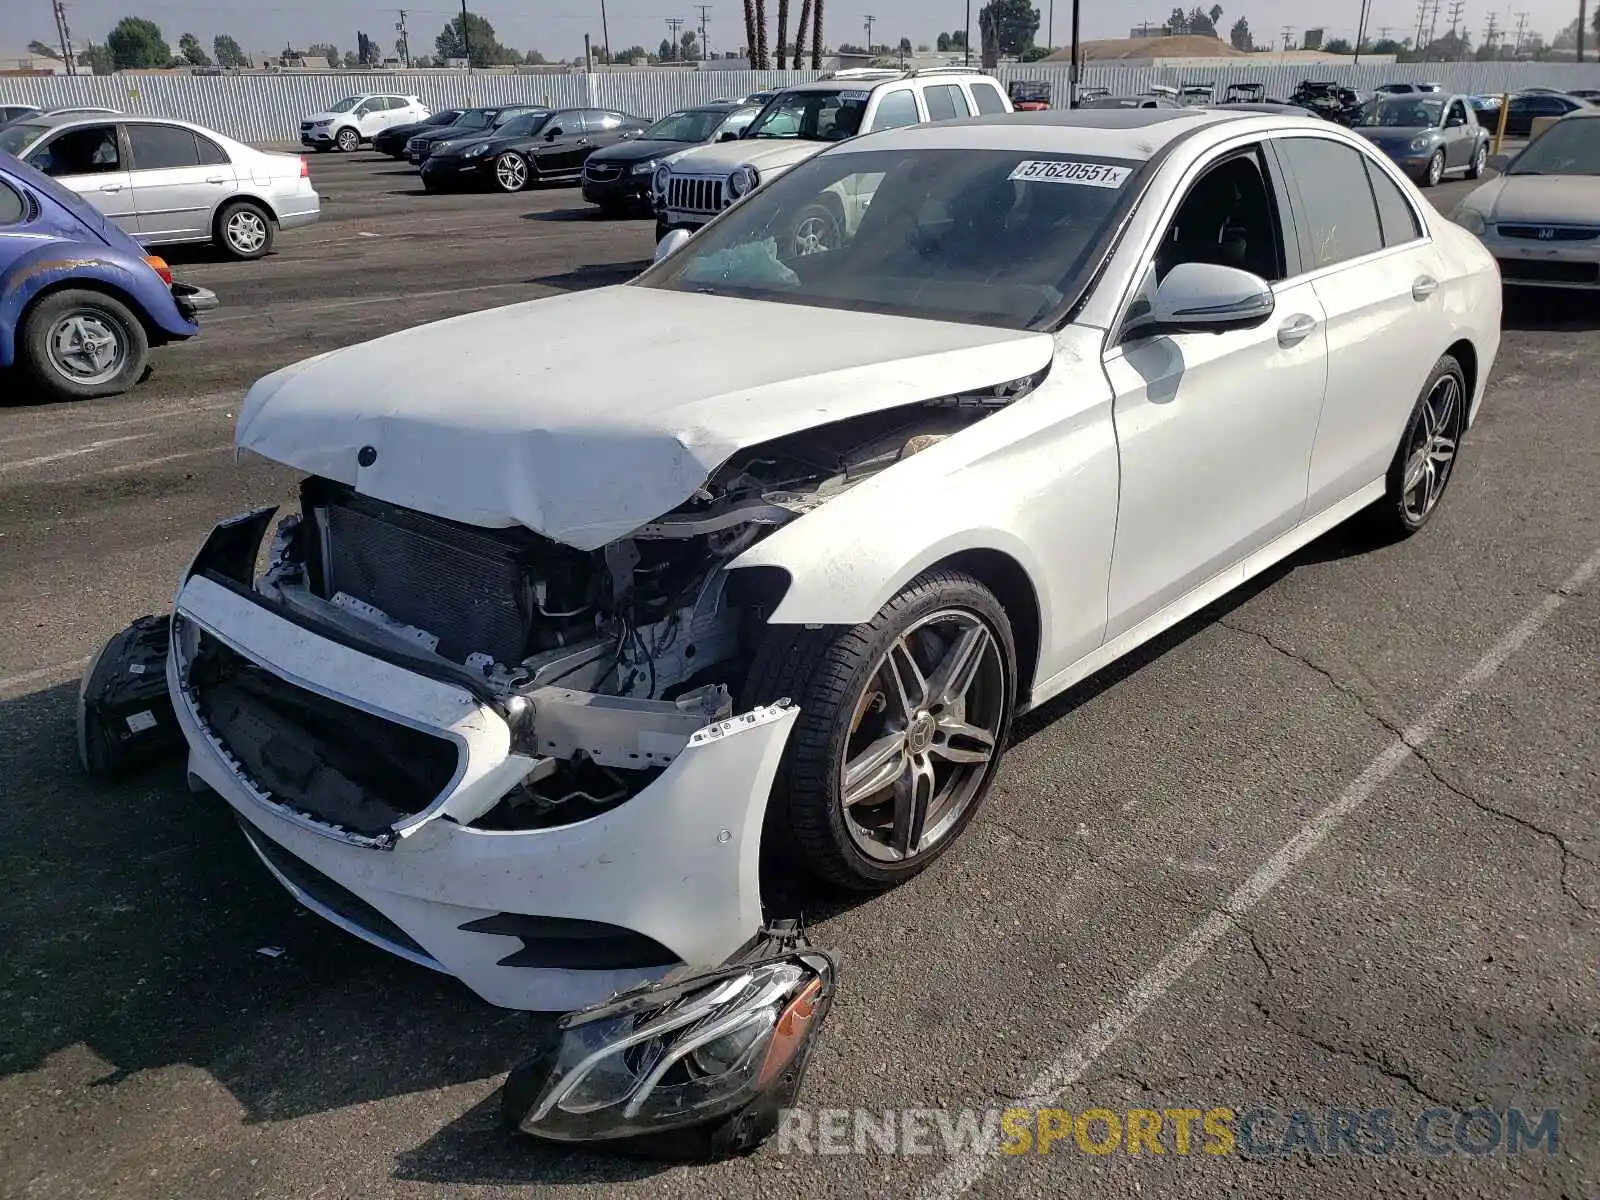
1445,336,1477,408
741,529,1052,709
8,277,171,364
213,193,279,239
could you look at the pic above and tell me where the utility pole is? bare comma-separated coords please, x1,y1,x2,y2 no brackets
459,0,471,64
600,0,613,62
1413,0,1430,47
1355,0,1374,63
695,3,711,57
964,0,971,63
1281,24,1295,49
1048,0,1055,51
1578,0,1586,62
52,0,76,74
666,15,685,61
1446,0,1464,35
394,8,410,66
864,13,875,51
1512,10,1527,52
1069,0,1080,104
1425,0,1442,51
1482,10,1497,53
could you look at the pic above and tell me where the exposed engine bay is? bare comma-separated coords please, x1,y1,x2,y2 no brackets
205,392,1023,835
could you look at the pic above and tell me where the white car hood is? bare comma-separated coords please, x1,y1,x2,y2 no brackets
667,137,828,176
304,111,345,123
236,286,1055,551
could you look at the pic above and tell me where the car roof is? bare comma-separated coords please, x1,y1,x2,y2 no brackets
777,69,993,95
835,106,1247,158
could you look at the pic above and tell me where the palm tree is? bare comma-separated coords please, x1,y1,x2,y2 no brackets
776,0,790,67
755,0,770,68
811,0,824,67
743,0,758,65
795,0,812,67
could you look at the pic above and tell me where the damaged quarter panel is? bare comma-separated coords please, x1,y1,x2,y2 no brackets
730,324,1120,698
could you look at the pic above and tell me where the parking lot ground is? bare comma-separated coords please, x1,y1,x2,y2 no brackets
1,154,1596,1200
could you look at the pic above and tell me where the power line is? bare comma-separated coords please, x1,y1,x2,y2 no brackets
665,14,684,60
864,13,875,49
1512,10,1527,52
1280,24,1295,49
1446,0,1465,36
52,0,77,74
394,8,410,66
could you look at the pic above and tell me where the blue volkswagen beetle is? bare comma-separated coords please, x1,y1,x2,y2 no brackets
0,150,216,401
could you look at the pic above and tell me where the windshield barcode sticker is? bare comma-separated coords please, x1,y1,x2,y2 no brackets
1008,160,1132,188
839,90,871,101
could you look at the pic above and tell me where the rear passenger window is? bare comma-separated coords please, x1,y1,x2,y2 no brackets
1363,157,1422,246
195,135,230,165
1276,137,1383,270
925,84,970,121
869,89,920,131
0,179,26,225
128,123,201,170
970,81,1008,114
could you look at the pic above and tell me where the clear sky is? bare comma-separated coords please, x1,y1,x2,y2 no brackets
27,0,1591,62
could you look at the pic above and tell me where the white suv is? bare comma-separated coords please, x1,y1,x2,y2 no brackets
652,67,1012,241
301,94,430,153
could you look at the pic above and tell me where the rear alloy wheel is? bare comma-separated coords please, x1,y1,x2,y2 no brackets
746,569,1016,890
1466,142,1488,178
216,200,275,259
494,152,529,192
335,127,360,153
1422,149,1445,187
19,289,150,401
1370,354,1467,539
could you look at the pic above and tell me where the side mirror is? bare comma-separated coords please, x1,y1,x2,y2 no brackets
1487,153,1510,172
545,127,562,139
719,130,739,141
654,228,692,263
1128,262,1275,339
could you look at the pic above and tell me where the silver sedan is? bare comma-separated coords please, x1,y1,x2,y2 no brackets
1454,109,1600,289
0,113,320,260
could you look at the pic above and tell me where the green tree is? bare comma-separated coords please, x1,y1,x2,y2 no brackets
306,42,338,66
978,0,1039,64
1209,3,1223,25
213,34,247,67
615,45,647,62
78,43,115,73
525,47,548,63
898,36,913,53
435,12,519,67
1229,15,1253,49
936,30,952,50
178,32,212,66
659,36,675,60
1323,37,1352,53
680,30,702,60
1369,37,1403,54
1185,6,1217,36
1020,44,1051,60
1168,7,1188,33
107,17,172,69
344,51,362,68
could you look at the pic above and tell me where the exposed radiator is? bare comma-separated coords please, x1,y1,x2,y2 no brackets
314,495,534,665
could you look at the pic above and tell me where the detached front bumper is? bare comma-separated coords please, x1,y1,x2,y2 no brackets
171,282,217,319
167,533,797,1012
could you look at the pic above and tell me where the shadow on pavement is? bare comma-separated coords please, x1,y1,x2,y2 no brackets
1501,288,1600,332
528,262,652,291
0,681,540,1124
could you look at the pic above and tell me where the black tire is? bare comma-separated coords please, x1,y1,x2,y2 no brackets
744,569,1017,891
335,126,360,152
1421,149,1445,187
1368,354,1468,540
18,288,150,401
1466,141,1488,179
787,200,844,257
215,199,276,260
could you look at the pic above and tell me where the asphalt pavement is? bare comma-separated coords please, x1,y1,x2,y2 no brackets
0,153,1595,1200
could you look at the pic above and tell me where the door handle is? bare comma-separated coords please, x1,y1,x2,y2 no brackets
205,175,228,184
99,183,123,192
1412,275,1439,300
1276,313,1318,347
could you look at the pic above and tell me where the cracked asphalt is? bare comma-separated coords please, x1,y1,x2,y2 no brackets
0,154,1595,1200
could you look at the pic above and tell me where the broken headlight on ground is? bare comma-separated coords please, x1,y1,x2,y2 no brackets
502,923,836,1158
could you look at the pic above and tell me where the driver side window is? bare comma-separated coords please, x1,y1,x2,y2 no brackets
1152,148,1287,286
1446,100,1468,125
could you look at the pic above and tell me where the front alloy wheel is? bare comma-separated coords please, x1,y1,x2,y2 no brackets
1467,142,1488,178
746,568,1016,890
336,127,359,152
494,152,529,192
1423,149,1445,187
788,203,842,257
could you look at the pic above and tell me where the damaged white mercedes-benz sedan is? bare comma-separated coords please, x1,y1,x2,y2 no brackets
167,109,1501,1011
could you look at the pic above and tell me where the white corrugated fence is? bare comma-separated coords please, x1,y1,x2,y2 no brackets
1,62,1598,145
